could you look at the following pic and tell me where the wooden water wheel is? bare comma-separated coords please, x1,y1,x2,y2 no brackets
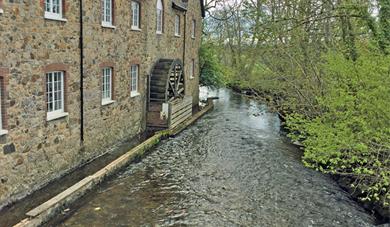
149,59,185,103
147,59,192,129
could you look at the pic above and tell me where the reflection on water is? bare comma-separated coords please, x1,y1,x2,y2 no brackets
49,88,375,227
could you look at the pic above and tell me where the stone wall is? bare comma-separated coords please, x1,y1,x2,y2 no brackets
0,0,203,208
0,0,83,208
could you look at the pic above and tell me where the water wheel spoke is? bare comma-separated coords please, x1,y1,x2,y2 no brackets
169,81,177,96
177,88,184,97
176,72,183,91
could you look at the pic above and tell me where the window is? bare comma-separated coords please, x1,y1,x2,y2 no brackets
0,0,4,15
0,68,8,135
190,59,195,79
46,71,67,121
0,77,6,134
131,1,140,29
130,65,139,97
102,0,113,27
191,19,196,38
0,82,3,131
156,0,163,34
174,15,180,36
44,0,63,20
102,67,113,104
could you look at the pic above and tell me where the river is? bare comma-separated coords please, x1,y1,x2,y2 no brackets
48,88,375,226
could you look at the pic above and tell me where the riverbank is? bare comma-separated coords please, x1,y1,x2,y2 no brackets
229,85,389,225
8,99,214,227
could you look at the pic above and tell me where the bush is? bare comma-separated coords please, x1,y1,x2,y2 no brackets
287,49,390,206
199,43,226,88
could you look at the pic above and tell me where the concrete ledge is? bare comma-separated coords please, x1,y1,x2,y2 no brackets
14,99,214,227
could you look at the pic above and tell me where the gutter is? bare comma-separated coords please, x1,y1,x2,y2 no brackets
79,0,84,143
200,0,205,18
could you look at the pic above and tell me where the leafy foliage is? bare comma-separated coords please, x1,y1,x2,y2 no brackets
199,42,226,88
287,49,390,206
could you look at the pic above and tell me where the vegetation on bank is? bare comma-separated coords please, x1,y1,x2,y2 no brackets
200,0,390,211
199,43,226,88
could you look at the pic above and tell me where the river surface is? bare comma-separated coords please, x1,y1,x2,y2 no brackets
49,88,375,227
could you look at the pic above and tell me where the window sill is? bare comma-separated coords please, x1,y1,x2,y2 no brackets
47,112,69,122
191,36,196,39
0,9,4,14
190,76,195,80
0,129,8,136
174,34,181,38
102,100,115,106
130,91,140,98
102,23,116,29
44,14,67,22
156,31,163,35
131,27,142,32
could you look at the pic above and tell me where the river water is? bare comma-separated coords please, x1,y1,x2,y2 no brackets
49,88,375,227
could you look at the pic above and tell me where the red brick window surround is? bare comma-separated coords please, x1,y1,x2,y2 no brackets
44,63,69,121
0,67,9,135
42,0,67,21
100,62,115,105
102,0,115,28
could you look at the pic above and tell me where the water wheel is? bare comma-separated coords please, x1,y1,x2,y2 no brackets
149,59,185,103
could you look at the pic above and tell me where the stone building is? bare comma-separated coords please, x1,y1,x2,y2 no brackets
0,0,204,208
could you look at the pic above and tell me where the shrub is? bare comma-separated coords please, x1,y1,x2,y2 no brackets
287,49,390,206
199,43,226,88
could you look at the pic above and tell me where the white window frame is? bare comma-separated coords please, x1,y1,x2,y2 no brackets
102,0,114,28
156,0,163,34
46,71,68,121
174,14,180,37
131,1,140,30
44,0,66,21
191,19,196,38
130,65,140,97
190,59,195,79
102,67,114,105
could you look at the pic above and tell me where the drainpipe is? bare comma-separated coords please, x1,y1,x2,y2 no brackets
79,0,84,143
183,11,187,77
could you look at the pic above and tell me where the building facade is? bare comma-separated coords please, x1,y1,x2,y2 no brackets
0,0,204,208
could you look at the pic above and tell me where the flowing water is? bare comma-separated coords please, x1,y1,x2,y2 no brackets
49,88,376,227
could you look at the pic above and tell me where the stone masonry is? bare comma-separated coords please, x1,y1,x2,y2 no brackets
0,0,204,208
